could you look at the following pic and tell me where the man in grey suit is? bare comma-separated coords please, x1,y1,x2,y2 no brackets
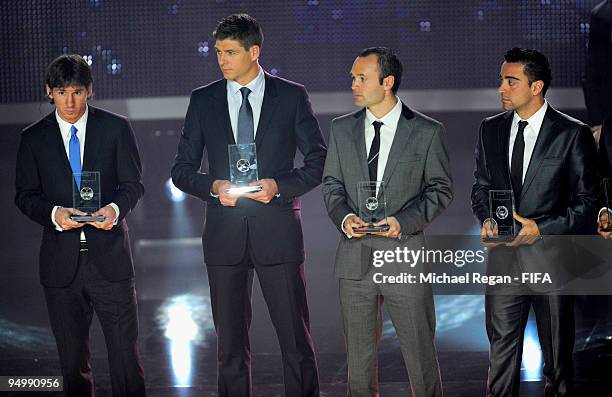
322,47,453,396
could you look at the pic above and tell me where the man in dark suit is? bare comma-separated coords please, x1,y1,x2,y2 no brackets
597,113,612,236
472,48,598,397
14,54,146,396
171,14,326,397
583,0,612,142
323,47,452,397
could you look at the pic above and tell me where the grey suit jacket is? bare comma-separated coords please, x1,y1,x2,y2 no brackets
323,104,453,280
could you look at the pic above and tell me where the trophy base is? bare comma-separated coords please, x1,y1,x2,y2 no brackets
226,185,263,195
70,215,106,223
352,224,391,234
482,235,515,243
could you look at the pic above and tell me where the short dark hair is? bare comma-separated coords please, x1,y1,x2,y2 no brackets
358,47,403,94
213,14,263,50
504,47,552,96
45,54,93,90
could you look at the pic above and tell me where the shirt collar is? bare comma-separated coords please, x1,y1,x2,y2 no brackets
365,97,403,127
56,105,89,139
227,66,265,96
512,100,548,133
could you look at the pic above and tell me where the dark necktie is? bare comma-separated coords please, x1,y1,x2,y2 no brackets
368,121,383,181
237,87,254,144
511,120,528,201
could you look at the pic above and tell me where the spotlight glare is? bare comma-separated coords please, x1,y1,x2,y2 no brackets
166,178,186,202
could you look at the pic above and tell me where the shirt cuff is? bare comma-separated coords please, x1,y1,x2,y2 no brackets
341,213,356,239
51,206,63,231
108,202,120,225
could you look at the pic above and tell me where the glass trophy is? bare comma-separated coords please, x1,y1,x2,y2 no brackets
227,143,263,195
70,171,106,222
353,181,390,234
601,178,612,232
482,190,515,242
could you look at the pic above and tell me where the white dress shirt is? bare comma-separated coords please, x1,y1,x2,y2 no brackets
51,106,119,238
226,66,266,142
341,97,403,234
508,100,548,183
364,97,403,182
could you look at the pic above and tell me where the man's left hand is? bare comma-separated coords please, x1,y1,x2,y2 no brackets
371,216,401,239
87,205,118,230
506,211,541,247
244,178,279,204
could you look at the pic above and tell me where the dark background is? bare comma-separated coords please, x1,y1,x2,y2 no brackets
1,1,611,396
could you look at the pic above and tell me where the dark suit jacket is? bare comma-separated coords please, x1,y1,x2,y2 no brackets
15,106,144,287
583,0,612,126
597,113,612,177
471,106,598,290
171,72,327,266
472,105,598,234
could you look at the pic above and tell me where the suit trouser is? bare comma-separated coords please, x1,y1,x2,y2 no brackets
339,266,443,397
206,249,319,397
43,250,146,397
485,293,574,397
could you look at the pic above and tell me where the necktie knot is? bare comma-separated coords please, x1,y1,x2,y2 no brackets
518,120,528,132
372,121,383,134
240,87,251,100
70,125,78,138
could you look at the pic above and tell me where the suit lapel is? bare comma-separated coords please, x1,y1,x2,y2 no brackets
498,112,513,190
81,106,101,172
213,80,235,144
255,72,280,147
42,113,73,178
380,105,415,183
520,106,558,200
351,109,370,182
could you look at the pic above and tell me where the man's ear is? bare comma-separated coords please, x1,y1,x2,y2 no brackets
86,83,94,99
383,75,395,92
45,84,53,103
531,80,544,96
250,45,260,61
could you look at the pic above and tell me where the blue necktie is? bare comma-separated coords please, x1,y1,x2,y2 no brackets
237,87,254,144
69,125,82,187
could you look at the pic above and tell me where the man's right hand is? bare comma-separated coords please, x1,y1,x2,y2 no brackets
55,207,86,231
343,214,368,239
212,179,240,207
480,218,503,248
598,210,612,239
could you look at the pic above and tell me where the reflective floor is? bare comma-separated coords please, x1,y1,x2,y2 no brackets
2,228,612,396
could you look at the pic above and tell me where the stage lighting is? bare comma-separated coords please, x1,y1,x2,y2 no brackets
166,178,186,202
521,330,543,381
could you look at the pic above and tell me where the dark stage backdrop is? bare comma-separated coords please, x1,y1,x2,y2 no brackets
0,0,599,103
